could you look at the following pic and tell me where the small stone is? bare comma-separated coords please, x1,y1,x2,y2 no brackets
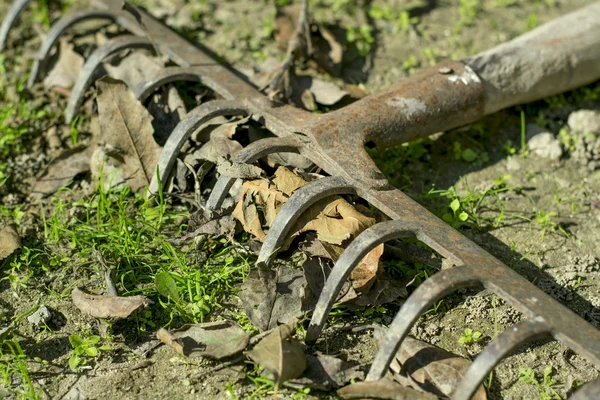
45,126,62,149
506,156,521,172
527,132,563,160
438,67,453,74
27,305,52,327
568,109,600,134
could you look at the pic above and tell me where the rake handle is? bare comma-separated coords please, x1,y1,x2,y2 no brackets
316,2,600,150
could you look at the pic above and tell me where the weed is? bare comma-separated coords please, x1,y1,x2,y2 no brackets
526,13,539,30
346,25,375,57
520,110,529,157
503,139,517,156
558,128,576,151
535,210,568,240
458,327,483,346
453,0,481,33
401,55,419,74
0,339,39,399
68,334,108,370
518,366,562,400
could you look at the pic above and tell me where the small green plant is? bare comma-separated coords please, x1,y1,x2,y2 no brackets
453,0,481,33
535,210,568,240
401,55,419,74
526,13,539,30
503,139,517,156
68,334,110,370
346,25,375,57
0,339,39,399
518,366,562,400
520,110,529,158
396,11,419,34
558,128,577,151
458,327,483,346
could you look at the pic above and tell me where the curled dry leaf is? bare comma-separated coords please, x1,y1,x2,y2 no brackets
71,287,152,320
297,76,350,106
337,378,438,400
96,77,160,192
246,321,307,386
31,146,96,199
104,52,165,90
373,328,487,400
0,224,21,260
157,321,249,360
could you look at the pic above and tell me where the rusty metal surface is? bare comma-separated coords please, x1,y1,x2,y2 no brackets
2,1,600,399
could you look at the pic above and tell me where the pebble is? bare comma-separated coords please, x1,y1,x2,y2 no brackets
506,156,521,172
27,304,52,326
568,109,600,134
527,131,563,160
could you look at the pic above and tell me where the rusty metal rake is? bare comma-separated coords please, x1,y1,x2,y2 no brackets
2,1,600,398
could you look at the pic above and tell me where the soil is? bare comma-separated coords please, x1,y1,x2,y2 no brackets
0,0,599,399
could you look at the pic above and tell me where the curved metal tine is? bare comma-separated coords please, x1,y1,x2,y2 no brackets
306,220,420,343
65,35,154,124
28,9,145,89
571,377,600,400
366,268,481,381
134,66,204,102
257,176,356,267
206,136,302,211
452,319,550,400
0,0,34,51
149,100,250,194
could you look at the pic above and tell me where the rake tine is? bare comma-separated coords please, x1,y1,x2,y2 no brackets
27,9,146,89
0,0,34,51
306,220,419,343
206,136,302,211
64,35,154,124
452,319,550,400
256,176,356,267
134,66,203,102
571,377,600,400
366,268,480,381
149,100,250,194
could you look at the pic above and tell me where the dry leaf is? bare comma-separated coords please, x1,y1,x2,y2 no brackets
351,243,384,291
296,197,376,245
96,77,160,192
31,146,95,199
43,39,84,90
157,321,249,360
72,287,152,320
104,52,165,90
374,331,487,400
297,76,349,106
246,322,307,386
286,354,365,391
310,24,343,77
0,225,20,260
337,378,438,399
272,166,307,196
239,263,312,331
216,158,263,180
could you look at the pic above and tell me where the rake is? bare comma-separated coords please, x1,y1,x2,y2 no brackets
2,1,600,398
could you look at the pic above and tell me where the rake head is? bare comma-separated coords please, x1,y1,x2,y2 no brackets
2,1,600,398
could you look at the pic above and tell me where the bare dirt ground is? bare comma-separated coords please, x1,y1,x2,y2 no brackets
1,0,599,399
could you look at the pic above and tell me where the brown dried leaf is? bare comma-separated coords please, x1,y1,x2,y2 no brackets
351,243,384,291
156,321,249,360
286,354,365,391
239,263,311,331
31,146,95,199
337,378,437,399
297,76,349,106
310,24,343,77
71,287,152,320
390,335,487,400
0,225,20,260
43,39,84,90
104,52,165,90
296,197,376,245
96,77,160,192
246,322,307,385
272,166,307,196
